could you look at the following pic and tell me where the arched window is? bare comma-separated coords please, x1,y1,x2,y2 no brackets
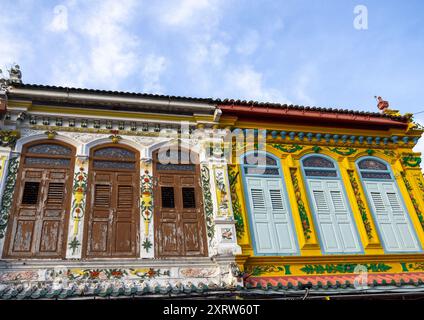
301,155,361,254
241,152,298,255
357,157,420,252
85,144,140,258
91,146,136,170
4,140,75,258
153,148,207,257
23,142,73,167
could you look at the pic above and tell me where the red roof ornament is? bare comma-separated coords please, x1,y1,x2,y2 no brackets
375,96,389,111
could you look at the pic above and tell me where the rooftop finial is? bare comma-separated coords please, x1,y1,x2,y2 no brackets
374,96,389,112
8,63,22,84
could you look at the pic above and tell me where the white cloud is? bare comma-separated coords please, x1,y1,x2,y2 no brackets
220,65,290,103
236,30,259,55
142,54,167,94
49,0,149,89
0,7,32,76
159,0,219,27
291,64,317,106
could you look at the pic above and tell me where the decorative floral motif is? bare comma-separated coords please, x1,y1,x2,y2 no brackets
228,166,245,238
108,130,122,143
289,168,312,240
245,265,290,276
300,263,392,275
68,237,81,254
140,169,153,236
142,238,152,252
44,130,57,139
271,144,303,153
215,169,229,216
221,228,233,240
69,166,88,253
312,145,322,153
348,170,373,239
0,157,19,238
400,262,424,272
201,165,215,243
383,149,396,157
129,268,171,279
402,155,422,167
0,130,20,148
417,177,424,202
366,149,375,156
401,172,424,230
327,147,357,156
66,268,170,281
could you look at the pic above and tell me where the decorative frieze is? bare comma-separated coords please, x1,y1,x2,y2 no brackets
0,156,19,239
228,166,244,238
289,168,312,240
347,170,373,240
200,165,215,244
401,171,424,231
66,156,89,258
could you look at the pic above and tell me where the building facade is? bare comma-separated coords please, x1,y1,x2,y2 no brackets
0,68,424,299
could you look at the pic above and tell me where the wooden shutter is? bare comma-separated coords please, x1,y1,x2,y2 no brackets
156,174,180,256
10,169,42,254
308,179,361,253
365,181,420,252
88,173,113,255
246,177,297,254
37,171,68,254
113,173,137,255
178,175,205,256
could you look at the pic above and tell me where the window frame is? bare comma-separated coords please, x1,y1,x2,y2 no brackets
240,150,299,256
300,153,363,254
21,140,75,169
355,156,422,253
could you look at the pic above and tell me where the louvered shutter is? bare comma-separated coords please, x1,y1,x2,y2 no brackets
266,179,297,253
246,177,297,254
309,180,340,252
247,178,274,253
88,173,113,255
114,173,137,255
365,181,420,252
308,179,361,253
326,181,361,252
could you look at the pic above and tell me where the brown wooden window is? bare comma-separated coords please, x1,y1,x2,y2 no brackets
117,186,133,208
94,185,111,207
182,187,196,208
91,146,136,171
161,187,175,208
46,183,65,206
21,182,40,205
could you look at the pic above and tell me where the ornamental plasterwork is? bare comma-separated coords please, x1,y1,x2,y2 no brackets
59,131,109,144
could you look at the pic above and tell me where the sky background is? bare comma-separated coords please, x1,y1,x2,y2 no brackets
0,0,423,165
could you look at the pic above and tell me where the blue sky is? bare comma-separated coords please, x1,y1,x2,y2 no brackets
1,0,423,159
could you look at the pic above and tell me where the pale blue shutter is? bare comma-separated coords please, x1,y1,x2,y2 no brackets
308,179,361,253
265,179,297,254
246,177,297,254
365,181,420,252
